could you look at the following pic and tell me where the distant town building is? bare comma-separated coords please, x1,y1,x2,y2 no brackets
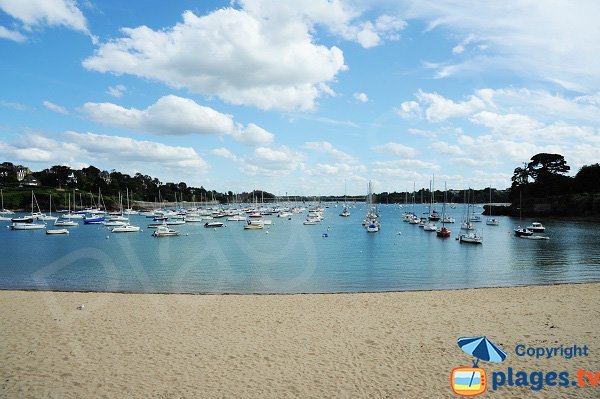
16,166,31,182
67,172,77,184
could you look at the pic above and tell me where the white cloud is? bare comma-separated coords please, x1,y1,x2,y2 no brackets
106,84,126,98
353,92,368,103
43,100,68,115
0,131,209,175
83,8,347,111
430,141,463,156
302,141,357,163
0,0,91,39
372,159,440,170
416,90,485,122
469,111,544,136
82,95,235,136
401,1,600,91
211,147,237,160
239,145,304,176
0,25,26,42
372,142,417,158
231,123,274,147
305,162,366,176
396,100,421,119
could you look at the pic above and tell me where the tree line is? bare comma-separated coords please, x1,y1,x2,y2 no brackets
509,153,600,215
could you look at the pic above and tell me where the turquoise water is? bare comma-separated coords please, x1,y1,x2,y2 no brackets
1,204,599,294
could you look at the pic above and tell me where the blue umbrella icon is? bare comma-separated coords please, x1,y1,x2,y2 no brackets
458,336,507,366
457,336,507,387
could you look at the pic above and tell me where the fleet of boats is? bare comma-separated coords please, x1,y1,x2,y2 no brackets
1,187,552,245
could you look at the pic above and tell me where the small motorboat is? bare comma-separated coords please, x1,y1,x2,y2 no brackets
11,216,34,223
11,222,45,230
204,222,224,228
243,224,263,230
486,218,500,226
111,224,140,233
152,225,179,237
53,219,78,227
514,226,533,237
46,228,69,235
527,222,545,232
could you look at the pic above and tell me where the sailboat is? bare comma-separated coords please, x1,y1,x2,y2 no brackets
38,195,58,222
486,186,500,226
458,188,482,244
364,181,380,232
112,189,140,232
0,189,15,218
11,191,46,230
424,179,437,231
339,180,350,217
54,193,78,227
514,191,533,237
436,183,451,238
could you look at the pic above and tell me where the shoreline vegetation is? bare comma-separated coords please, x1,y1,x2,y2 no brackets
1,283,598,398
1,153,598,216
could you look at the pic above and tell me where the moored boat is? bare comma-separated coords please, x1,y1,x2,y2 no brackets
527,222,545,232
152,225,179,237
46,228,69,235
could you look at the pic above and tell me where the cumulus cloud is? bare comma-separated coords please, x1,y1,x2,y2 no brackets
82,95,235,135
416,90,485,122
0,131,209,174
372,142,417,158
302,141,357,164
353,92,368,103
430,141,463,156
82,95,275,146
106,84,126,98
372,159,439,170
396,100,421,119
83,8,347,111
231,123,274,147
211,147,237,160
239,145,304,176
0,0,92,40
43,100,68,114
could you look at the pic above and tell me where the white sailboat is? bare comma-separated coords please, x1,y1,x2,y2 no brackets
364,181,380,233
38,195,58,222
339,180,350,217
11,191,46,230
0,188,15,217
486,186,500,226
458,188,482,244
112,189,140,233
54,193,78,227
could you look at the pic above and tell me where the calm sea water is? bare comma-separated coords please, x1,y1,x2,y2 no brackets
1,204,599,294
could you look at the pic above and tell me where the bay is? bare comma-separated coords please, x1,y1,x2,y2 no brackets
0,204,599,294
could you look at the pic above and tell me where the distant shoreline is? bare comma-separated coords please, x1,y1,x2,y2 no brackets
2,279,599,296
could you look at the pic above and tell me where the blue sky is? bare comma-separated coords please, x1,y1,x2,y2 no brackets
1,0,599,196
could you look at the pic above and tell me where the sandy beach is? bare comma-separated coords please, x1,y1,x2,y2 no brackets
1,283,598,398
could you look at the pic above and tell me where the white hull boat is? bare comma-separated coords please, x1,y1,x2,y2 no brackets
46,228,69,235
112,224,140,233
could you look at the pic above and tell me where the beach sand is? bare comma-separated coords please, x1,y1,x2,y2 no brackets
1,283,599,398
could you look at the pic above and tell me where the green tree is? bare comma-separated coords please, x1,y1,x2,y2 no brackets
527,153,570,181
575,163,600,193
